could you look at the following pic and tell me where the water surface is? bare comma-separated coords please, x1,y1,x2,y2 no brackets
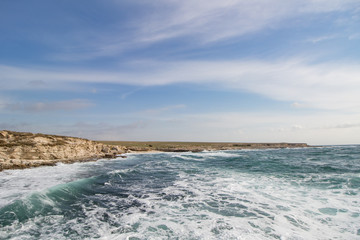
0,146,359,239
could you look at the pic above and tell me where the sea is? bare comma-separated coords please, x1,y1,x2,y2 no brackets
0,146,359,240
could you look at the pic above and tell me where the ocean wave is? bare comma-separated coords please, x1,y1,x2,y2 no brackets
1,146,359,239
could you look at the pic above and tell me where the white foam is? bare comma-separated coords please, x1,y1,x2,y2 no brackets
97,164,359,239
168,151,241,162
0,160,112,208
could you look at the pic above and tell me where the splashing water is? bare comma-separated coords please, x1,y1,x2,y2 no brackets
1,146,359,239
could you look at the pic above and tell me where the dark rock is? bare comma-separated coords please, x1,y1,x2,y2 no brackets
104,153,116,158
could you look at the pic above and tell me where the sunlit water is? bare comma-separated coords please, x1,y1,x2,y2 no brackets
0,146,359,239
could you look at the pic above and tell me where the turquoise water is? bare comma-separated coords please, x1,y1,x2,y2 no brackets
0,146,359,239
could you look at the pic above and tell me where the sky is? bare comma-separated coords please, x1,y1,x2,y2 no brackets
1,0,360,145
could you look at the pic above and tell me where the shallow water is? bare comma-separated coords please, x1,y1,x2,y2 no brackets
0,146,359,239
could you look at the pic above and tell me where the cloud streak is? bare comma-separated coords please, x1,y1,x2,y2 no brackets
48,0,360,60
134,0,359,43
2,58,360,111
143,104,186,115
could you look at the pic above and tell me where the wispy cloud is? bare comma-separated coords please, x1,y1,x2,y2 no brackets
134,0,358,43
120,87,143,100
325,122,360,129
0,99,93,112
2,59,360,111
49,0,360,60
143,104,186,115
306,35,337,43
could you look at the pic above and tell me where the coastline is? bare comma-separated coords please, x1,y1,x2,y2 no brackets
0,130,310,171
99,141,309,153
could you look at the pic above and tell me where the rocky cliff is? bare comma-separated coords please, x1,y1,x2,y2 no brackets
0,130,124,171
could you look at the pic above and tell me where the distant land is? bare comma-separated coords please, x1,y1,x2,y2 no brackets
0,130,309,171
98,141,309,153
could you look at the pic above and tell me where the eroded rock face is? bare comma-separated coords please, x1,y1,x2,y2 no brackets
0,130,124,171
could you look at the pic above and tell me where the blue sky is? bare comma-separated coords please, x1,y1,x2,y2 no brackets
1,0,360,144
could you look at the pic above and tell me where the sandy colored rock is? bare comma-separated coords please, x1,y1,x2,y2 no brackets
0,130,125,171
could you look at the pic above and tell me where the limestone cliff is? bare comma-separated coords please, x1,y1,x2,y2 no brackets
0,130,124,171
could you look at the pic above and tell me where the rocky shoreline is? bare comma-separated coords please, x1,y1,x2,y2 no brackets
0,130,309,171
0,130,126,171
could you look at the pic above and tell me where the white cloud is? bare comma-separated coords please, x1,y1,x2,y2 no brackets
2,58,360,111
158,111,360,144
133,0,359,44
325,122,360,129
50,0,360,60
128,110,360,144
3,110,360,144
292,125,305,130
306,35,337,43
292,102,305,108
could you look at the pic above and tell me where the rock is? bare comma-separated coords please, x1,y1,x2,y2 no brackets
111,146,119,151
0,131,8,138
104,153,116,158
0,130,123,171
101,146,110,153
